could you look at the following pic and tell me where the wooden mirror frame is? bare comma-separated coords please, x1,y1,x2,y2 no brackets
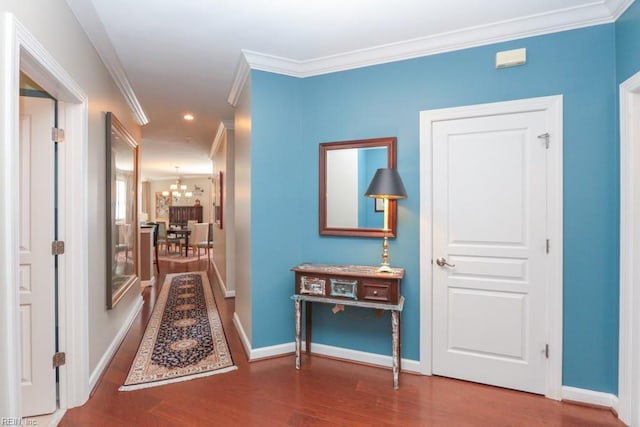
106,112,139,309
319,137,397,238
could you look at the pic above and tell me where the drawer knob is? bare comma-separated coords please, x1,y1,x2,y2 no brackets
373,290,378,296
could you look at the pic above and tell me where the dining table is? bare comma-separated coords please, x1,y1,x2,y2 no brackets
168,228,191,257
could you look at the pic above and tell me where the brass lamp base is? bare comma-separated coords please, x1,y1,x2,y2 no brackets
377,231,393,273
377,264,393,273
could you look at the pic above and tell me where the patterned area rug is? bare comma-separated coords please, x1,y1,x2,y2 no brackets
158,253,203,263
119,272,236,391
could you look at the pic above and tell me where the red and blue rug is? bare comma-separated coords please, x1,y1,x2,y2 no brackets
120,271,236,391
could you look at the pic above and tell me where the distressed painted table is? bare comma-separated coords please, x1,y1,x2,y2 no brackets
291,263,405,389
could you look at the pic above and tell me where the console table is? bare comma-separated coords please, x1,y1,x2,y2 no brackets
291,263,405,389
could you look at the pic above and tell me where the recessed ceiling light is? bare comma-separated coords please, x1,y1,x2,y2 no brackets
183,113,194,121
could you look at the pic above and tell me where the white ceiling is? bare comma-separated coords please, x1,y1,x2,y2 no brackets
67,0,631,181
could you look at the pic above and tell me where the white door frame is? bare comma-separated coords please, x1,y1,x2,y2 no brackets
618,70,640,427
0,13,89,417
419,95,564,400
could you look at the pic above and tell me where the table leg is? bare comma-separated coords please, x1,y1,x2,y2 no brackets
295,299,301,370
305,301,312,354
391,309,401,389
184,233,190,257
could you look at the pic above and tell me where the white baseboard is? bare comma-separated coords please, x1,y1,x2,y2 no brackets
212,260,235,298
233,312,252,358
249,342,294,361
88,296,143,392
50,408,66,427
306,342,422,373
562,386,619,412
245,338,421,373
140,276,155,288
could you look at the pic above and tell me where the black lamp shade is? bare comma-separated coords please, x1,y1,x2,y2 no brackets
365,168,407,199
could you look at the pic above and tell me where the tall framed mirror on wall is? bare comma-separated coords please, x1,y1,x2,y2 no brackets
106,112,139,309
319,137,397,238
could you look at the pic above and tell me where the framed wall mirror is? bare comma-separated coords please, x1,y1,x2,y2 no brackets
319,137,397,237
106,112,139,309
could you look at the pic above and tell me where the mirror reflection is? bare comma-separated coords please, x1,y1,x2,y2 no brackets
326,147,386,229
319,137,397,238
106,112,138,309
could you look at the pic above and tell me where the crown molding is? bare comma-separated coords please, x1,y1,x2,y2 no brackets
608,0,636,19
210,120,234,159
240,0,632,79
65,0,149,125
227,53,250,107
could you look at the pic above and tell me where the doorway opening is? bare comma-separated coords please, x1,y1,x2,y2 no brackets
19,76,59,417
1,14,90,418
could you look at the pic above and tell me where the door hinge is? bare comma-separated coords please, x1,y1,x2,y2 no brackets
544,344,549,359
546,239,550,254
53,352,66,368
538,132,550,149
52,127,65,143
52,240,65,255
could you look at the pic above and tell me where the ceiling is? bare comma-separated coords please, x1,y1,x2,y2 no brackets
67,0,631,181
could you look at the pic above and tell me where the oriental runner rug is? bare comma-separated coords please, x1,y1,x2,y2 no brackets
157,253,201,263
120,271,236,391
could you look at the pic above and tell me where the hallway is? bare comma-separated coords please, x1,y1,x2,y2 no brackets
59,259,624,426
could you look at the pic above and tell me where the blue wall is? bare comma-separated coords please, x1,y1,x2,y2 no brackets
616,0,640,83
250,24,620,393
250,72,306,347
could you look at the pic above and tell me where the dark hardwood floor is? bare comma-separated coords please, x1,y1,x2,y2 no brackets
60,258,624,426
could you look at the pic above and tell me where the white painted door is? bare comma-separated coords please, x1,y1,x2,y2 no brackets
432,110,548,394
19,95,57,416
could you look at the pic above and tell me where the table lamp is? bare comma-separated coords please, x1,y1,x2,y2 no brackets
365,168,407,272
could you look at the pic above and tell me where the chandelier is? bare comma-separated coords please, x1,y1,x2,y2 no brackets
162,166,193,199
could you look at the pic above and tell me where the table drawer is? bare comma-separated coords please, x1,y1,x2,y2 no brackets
298,276,326,296
330,278,358,300
361,280,396,303
293,264,403,306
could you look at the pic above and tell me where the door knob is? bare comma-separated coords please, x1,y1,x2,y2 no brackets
436,257,456,268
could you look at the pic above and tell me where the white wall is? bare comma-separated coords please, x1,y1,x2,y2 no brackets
234,75,252,342
0,0,142,414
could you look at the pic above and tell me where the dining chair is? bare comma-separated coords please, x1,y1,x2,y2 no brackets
189,222,210,259
156,221,168,254
148,222,160,274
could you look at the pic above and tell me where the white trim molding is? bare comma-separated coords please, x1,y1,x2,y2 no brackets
1,13,90,416
227,53,251,107
65,0,148,125
233,312,252,359
419,95,564,400
89,297,143,392
608,0,637,19
210,120,234,160
212,260,235,299
562,386,619,412
297,343,422,375
618,69,640,427
242,337,422,374
240,1,634,79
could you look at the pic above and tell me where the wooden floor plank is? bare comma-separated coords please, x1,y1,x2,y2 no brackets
60,258,624,426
